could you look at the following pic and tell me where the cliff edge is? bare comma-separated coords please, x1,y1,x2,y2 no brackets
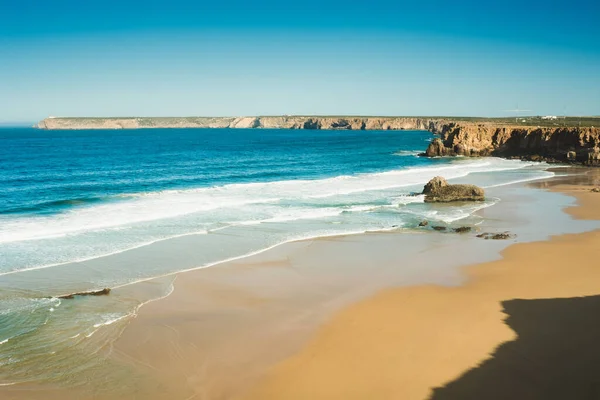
423,122,600,166
37,116,444,131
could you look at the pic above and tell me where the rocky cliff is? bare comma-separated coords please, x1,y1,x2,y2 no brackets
37,117,237,130
37,116,445,132
423,122,600,166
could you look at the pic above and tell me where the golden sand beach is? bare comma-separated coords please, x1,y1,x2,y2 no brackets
4,174,600,400
242,182,600,400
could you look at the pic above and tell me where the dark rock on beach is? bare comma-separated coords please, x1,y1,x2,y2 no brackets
454,226,472,233
476,232,515,240
432,226,447,231
422,176,485,203
56,288,111,300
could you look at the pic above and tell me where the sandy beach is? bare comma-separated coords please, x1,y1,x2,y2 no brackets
3,0,600,394
103,170,600,400
4,0,599,396
242,179,600,400
3,171,600,400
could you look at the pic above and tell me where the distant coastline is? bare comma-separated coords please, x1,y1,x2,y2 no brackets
36,115,599,131
37,116,440,131
36,116,600,166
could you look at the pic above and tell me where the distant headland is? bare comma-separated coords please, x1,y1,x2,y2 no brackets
37,116,600,166
37,115,598,131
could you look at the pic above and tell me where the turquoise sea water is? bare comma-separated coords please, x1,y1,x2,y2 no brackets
0,127,553,388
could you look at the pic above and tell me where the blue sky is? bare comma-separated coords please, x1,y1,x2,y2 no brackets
1,0,599,122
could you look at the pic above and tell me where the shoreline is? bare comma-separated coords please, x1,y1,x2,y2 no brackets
105,172,598,399
3,170,599,399
241,177,600,400
0,158,549,295
0,162,555,284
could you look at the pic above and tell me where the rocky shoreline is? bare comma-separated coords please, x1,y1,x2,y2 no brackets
423,122,600,166
37,116,600,166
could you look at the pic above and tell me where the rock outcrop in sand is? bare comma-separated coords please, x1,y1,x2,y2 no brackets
54,288,111,299
422,176,485,203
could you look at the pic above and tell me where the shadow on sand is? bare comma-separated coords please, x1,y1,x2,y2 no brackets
429,295,600,400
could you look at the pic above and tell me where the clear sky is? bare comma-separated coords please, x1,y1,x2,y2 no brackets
1,0,599,123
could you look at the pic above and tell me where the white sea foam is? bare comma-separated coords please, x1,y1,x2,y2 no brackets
433,201,498,223
0,297,60,315
128,281,177,314
393,150,422,156
85,329,99,338
0,196,277,244
0,158,550,277
0,158,533,245
261,206,364,223
15,161,527,235
0,230,209,277
482,171,555,188
112,229,374,290
393,194,425,205
93,313,130,328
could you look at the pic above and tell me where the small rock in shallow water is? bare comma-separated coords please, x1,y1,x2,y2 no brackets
432,226,447,231
55,288,111,300
418,220,429,227
476,232,514,240
453,226,472,233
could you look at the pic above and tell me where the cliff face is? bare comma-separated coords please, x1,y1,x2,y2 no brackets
37,117,237,130
424,122,600,166
37,116,444,131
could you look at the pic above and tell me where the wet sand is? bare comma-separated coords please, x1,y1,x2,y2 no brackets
4,171,600,400
108,230,499,400
242,180,600,400
104,172,599,400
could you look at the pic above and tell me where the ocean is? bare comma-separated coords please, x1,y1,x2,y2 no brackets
0,127,553,388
